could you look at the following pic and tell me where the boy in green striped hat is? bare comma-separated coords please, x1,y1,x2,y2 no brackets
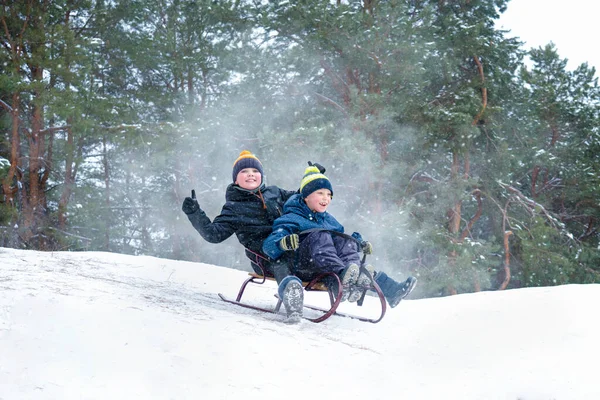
263,165,417,323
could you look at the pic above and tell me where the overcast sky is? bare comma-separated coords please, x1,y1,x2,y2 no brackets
497,0,599,73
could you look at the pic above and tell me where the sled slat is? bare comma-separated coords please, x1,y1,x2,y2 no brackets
247,273,329,291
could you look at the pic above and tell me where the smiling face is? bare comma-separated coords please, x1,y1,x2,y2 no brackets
235,168,262,190
304,188,332,213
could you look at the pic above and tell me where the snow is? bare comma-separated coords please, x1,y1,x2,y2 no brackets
1,248,598,400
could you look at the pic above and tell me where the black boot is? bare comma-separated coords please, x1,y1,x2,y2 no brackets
375,272,417,308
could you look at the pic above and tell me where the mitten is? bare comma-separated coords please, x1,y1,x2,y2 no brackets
308,161,326,174
279,234,300,251
182,189,200,214
361,241,373,255
351,232,372,254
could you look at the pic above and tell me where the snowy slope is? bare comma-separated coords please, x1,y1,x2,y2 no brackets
0,248,598,400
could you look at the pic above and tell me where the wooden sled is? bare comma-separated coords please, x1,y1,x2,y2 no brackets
218,245,388,323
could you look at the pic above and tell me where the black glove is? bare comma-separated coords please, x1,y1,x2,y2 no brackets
182,189,200,214
279,234,300,251
308,161,326,174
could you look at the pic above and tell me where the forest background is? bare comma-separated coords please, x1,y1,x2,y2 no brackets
1,0,599,298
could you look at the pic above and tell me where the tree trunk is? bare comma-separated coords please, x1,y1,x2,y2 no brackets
102,134,111,251
549,120,559,147
140,176,151,252
448,150,462,235
1,93,21,207
58,8,76,230
58,120,76,229
498,231,513,290
446,150,463,295
23,65,48,246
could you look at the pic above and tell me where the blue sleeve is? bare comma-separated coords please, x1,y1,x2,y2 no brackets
351,232,364,243
321,213,345,235
262,217,299,260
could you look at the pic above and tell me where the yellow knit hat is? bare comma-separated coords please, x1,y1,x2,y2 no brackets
299,165,333,198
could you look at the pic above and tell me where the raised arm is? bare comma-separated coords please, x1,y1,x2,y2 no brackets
182,190,237,243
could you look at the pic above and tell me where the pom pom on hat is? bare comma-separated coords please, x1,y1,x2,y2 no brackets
300,165,333,198
232,150,264,183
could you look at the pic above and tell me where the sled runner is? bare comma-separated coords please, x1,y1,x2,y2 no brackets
218,230,387,323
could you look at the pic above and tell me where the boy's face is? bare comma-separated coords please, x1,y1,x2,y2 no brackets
235,168,262,190
304,188,332,213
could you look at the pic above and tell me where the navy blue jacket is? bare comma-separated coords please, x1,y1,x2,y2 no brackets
262,193,345,260
186,183,296,256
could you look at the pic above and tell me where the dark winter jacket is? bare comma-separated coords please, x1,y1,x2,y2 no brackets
262,193,345,260
186,183,296,259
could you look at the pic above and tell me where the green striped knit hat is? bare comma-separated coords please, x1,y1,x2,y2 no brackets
300,165,333,198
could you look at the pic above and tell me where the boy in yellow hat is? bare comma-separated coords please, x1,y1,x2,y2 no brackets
263,165,417,323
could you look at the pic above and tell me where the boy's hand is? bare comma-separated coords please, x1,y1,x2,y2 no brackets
361,241,373,255
182,189,200,214
279,234,300,251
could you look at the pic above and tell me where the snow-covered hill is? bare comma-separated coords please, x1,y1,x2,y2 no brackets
1,248,598,400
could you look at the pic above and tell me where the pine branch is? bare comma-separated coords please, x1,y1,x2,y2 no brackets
498,181,564,229
311,91,349,116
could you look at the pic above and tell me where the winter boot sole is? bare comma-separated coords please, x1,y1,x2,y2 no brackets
282,280,304,324
348,265,375,303
340,264,360,302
